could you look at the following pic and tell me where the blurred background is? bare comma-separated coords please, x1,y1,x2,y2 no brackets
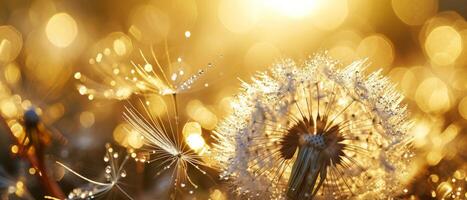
0,0,466,199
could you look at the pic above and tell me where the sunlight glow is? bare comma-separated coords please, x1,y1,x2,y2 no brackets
266,0,318,18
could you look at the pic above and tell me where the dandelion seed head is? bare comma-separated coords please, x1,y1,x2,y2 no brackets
213,53,412,199
75,34,215,100
123,99,212,194
59,144,132,199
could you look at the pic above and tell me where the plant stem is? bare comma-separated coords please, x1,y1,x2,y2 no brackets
0,116,65,199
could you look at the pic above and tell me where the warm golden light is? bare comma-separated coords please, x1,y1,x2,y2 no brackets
186,100,218,130
328,45,357,64
112,123,144,149
4,62,21,85
392,0,438,25
46,13,78,48
388,67,417,99
357,34,394,70
1,0,465,198
186,134,205,151
10,145,18,154
218,0,259,33
15,181,25,197
1,99,18,118
113,123,131,146
266,0,318,18
415,77,451,114
425,26,462,66
129,5,169,43
28,167,36,175
309,0,348,30
244,42,281,71
437,181,453,199
0,25,23,63
113,38,127,56
146,95,167,117
79,111,95,128
127,130,144,149
210,189,227,200
182,121,202,137
458,96,467,120
183,122,206,152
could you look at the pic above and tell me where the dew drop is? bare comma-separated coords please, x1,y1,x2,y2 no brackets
144,64,153,72
120,170,127,178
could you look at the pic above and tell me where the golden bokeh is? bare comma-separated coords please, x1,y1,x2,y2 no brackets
113,123,144,149
388,67,417,99
0,0,465,198
182,122,206,152
113,123,130,146
244,42,281,71
458,96,467,120
0,26,23,63
218,0,259,33
415,77,452,114
357,34,394,70
186,134,205,151
425,26,463,66
392,0,438,25
209,189,227,200
129,5,169,43
309,0,348,30
79,111,95,128
4,62,21,85
46,13,78,48
266,0,318,18
146,95,167,117
186,99,218,130
127,130,144,149
182,121,202,138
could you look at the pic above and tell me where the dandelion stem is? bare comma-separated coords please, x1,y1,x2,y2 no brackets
0,116,65,199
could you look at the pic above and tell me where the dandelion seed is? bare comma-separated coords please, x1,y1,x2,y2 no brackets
123,98,212,194
213,53,412,199
57,144,133,200
75,34,215,100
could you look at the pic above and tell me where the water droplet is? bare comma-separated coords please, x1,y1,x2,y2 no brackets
184,31,191,38
105,166,112,174
144,63,153,72
120,170,127,178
